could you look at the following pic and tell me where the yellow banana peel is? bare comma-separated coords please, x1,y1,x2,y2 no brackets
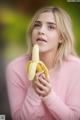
26,44,48,80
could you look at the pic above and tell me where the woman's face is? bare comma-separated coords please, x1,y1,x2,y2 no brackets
31,11,60,52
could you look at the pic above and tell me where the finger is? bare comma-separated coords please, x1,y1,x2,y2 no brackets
39,76,50,87
34,71,44,82
35,80,52,97
42,73,46,79
35,87,45,96
35,80,47,91
36,71,44,77
36,80,51,96
41,74,49,83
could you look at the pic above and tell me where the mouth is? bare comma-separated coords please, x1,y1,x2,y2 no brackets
36,38,47,43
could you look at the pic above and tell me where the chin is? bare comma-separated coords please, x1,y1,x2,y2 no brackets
39,47,49,53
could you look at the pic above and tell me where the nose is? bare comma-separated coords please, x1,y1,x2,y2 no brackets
38,25,45,35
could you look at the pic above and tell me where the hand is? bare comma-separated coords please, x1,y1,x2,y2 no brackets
32,72,52,97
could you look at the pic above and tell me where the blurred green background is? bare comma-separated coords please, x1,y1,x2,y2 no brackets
0,0,80,61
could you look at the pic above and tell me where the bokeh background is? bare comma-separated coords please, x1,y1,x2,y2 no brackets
0,0,80,62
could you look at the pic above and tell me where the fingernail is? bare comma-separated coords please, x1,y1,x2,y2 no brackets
36,71,44,77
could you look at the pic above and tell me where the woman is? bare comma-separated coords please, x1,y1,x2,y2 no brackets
6,6,80,120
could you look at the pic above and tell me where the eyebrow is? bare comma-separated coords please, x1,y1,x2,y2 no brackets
35,20,56,26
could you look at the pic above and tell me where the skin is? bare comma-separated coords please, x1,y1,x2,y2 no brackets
32,72,51,97
31,11,62,97
32,12,60,52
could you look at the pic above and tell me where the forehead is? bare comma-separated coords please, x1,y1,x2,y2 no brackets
36,11,56,23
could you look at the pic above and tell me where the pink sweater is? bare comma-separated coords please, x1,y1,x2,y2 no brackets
6,54,80,120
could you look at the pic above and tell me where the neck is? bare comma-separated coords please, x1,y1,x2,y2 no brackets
39,48,57,70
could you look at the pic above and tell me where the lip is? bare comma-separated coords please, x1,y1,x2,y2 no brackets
36,38,47,43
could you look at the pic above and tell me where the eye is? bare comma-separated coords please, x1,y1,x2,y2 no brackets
34,23,41,28
48,25,55,30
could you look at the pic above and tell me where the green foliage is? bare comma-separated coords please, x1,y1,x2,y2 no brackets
3,9,30,45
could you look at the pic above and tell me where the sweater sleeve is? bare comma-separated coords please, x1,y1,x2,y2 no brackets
6,65,45,120
42,77,80,120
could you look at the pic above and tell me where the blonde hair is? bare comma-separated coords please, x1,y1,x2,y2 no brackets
26,6,77,65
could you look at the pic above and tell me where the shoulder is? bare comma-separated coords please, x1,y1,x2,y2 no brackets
62,55,80,77
59,55,80,88
66,55,80,68
6,54,30,72
64,55,80,92
67,54,80,63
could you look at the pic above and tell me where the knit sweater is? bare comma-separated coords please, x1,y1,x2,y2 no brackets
6,54,80,120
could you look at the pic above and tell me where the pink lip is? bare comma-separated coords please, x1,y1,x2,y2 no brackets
36,38,47,43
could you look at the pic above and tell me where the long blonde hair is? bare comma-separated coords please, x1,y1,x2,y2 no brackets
26,6,77,65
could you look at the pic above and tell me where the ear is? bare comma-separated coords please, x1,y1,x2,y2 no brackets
59,34,63,43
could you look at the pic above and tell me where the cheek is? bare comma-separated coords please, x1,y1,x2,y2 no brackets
49,32,59,44
32,30,37,40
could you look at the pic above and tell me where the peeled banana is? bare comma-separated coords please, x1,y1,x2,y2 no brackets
26,44,48,80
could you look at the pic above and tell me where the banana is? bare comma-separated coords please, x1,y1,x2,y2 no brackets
26,44,48,80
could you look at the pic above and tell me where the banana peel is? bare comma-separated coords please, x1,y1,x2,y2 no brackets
26,44,48,80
